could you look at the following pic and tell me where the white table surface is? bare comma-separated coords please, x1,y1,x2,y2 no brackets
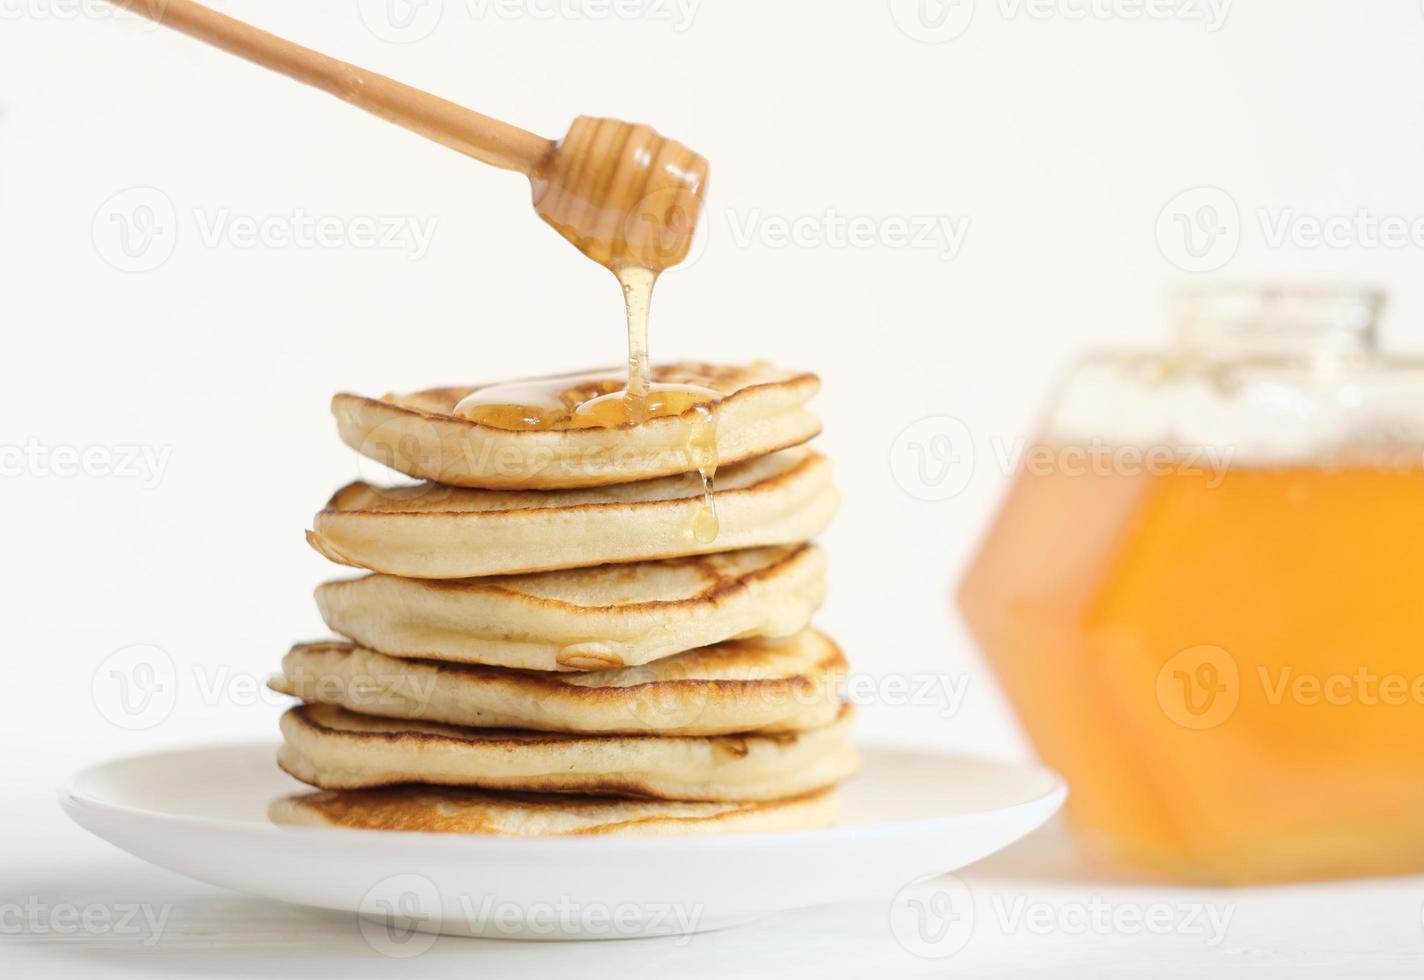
9,736,1423,979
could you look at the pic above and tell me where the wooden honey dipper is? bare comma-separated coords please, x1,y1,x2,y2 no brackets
105,0,709,273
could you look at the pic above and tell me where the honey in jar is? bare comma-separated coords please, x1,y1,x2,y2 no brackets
959,286,1424,883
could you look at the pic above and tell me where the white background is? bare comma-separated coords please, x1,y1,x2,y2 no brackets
4,0,1424,975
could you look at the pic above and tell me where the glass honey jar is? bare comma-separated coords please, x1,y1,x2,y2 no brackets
959,286,1424,883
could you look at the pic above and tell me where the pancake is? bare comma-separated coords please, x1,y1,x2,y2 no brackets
269,785,841,836
313,544,827,671
307,447,838,579
270,629,846,736
333,362,821,490
277,702,859,801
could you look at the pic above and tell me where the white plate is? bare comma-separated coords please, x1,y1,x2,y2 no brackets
61,743,1064,941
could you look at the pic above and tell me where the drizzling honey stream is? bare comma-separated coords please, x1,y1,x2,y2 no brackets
107,2,722,541
456,117,721,542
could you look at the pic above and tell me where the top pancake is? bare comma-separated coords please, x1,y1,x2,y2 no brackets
334,362,821,490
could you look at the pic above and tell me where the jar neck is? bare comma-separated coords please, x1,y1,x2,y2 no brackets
1171,286,1383,362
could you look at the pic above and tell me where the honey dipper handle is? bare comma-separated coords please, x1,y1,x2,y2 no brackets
110,0,555,174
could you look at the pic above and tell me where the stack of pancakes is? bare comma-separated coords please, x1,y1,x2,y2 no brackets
270,363,858,836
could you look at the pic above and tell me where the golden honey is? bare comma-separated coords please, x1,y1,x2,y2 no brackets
460,175,722,542
960,454,1424,882
958,287,1424,883
456,368,721,543
462,116,720,542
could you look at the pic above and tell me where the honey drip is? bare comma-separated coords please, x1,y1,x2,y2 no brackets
455,114,718,542
456,264,720,544
621,266,654,401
